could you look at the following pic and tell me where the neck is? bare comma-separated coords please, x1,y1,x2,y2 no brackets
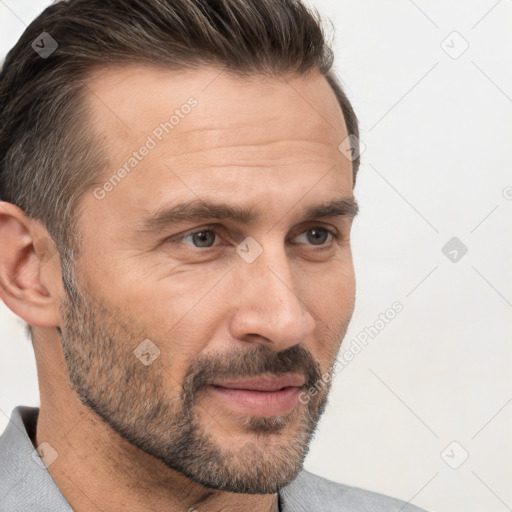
33,336,280,512
35,400,279,512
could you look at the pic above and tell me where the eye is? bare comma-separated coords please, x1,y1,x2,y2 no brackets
177,227,221,248
169,225,340,249
293,227,338,247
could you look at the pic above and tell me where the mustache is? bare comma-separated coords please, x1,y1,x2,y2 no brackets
181,343,323,404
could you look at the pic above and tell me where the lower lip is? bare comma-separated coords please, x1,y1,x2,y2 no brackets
207,385,302,417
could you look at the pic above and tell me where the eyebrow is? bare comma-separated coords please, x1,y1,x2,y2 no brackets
136,196,359,235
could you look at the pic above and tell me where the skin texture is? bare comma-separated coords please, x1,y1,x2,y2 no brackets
0,65,356,511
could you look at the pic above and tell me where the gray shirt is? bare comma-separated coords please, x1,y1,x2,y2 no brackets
0,406,428,511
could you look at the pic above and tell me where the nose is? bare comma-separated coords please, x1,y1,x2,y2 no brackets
227,243,316,351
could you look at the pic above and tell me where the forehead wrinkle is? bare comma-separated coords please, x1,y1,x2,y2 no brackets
88,92,340,154
147,118,342,163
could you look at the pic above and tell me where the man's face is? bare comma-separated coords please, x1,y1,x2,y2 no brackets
57,65,356,494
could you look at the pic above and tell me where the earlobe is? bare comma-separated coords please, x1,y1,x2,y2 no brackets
0,201,61,328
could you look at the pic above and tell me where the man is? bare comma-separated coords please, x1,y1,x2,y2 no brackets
0,1,428,511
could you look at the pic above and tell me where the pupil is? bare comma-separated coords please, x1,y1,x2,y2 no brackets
193,230,215,247
308,228,327,245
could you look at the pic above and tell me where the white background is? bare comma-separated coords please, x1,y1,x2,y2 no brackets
1,1,511,511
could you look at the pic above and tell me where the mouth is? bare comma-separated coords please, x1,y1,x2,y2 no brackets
207,374,306,417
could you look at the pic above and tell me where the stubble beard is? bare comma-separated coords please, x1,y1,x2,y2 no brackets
56,266,338,494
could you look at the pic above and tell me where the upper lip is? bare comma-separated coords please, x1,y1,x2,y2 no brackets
211,374,306,392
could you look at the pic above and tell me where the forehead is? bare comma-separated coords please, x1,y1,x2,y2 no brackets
84,64,345,123
80,64,353,226
84,64,348,158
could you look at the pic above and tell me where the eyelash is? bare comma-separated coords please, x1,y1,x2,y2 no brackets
170,224,341,249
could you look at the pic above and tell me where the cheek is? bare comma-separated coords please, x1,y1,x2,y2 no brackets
336,250,356,302
112,260,221,324
339,263,356,308
304,256,355,310
80,257,218,368
303,262,355,354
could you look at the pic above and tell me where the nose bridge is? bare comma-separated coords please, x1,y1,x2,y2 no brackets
253,238,298,302
230,239,316,347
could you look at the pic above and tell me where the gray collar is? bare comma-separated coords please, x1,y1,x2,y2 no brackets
0,406,72,511
0,406,291,511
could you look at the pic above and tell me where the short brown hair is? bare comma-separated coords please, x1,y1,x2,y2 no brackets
0,0,359,272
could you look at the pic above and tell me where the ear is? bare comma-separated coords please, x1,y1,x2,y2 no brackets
0,201,61,328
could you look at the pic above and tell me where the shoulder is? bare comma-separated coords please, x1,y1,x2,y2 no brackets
0,406,72,512
279,469,429,512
